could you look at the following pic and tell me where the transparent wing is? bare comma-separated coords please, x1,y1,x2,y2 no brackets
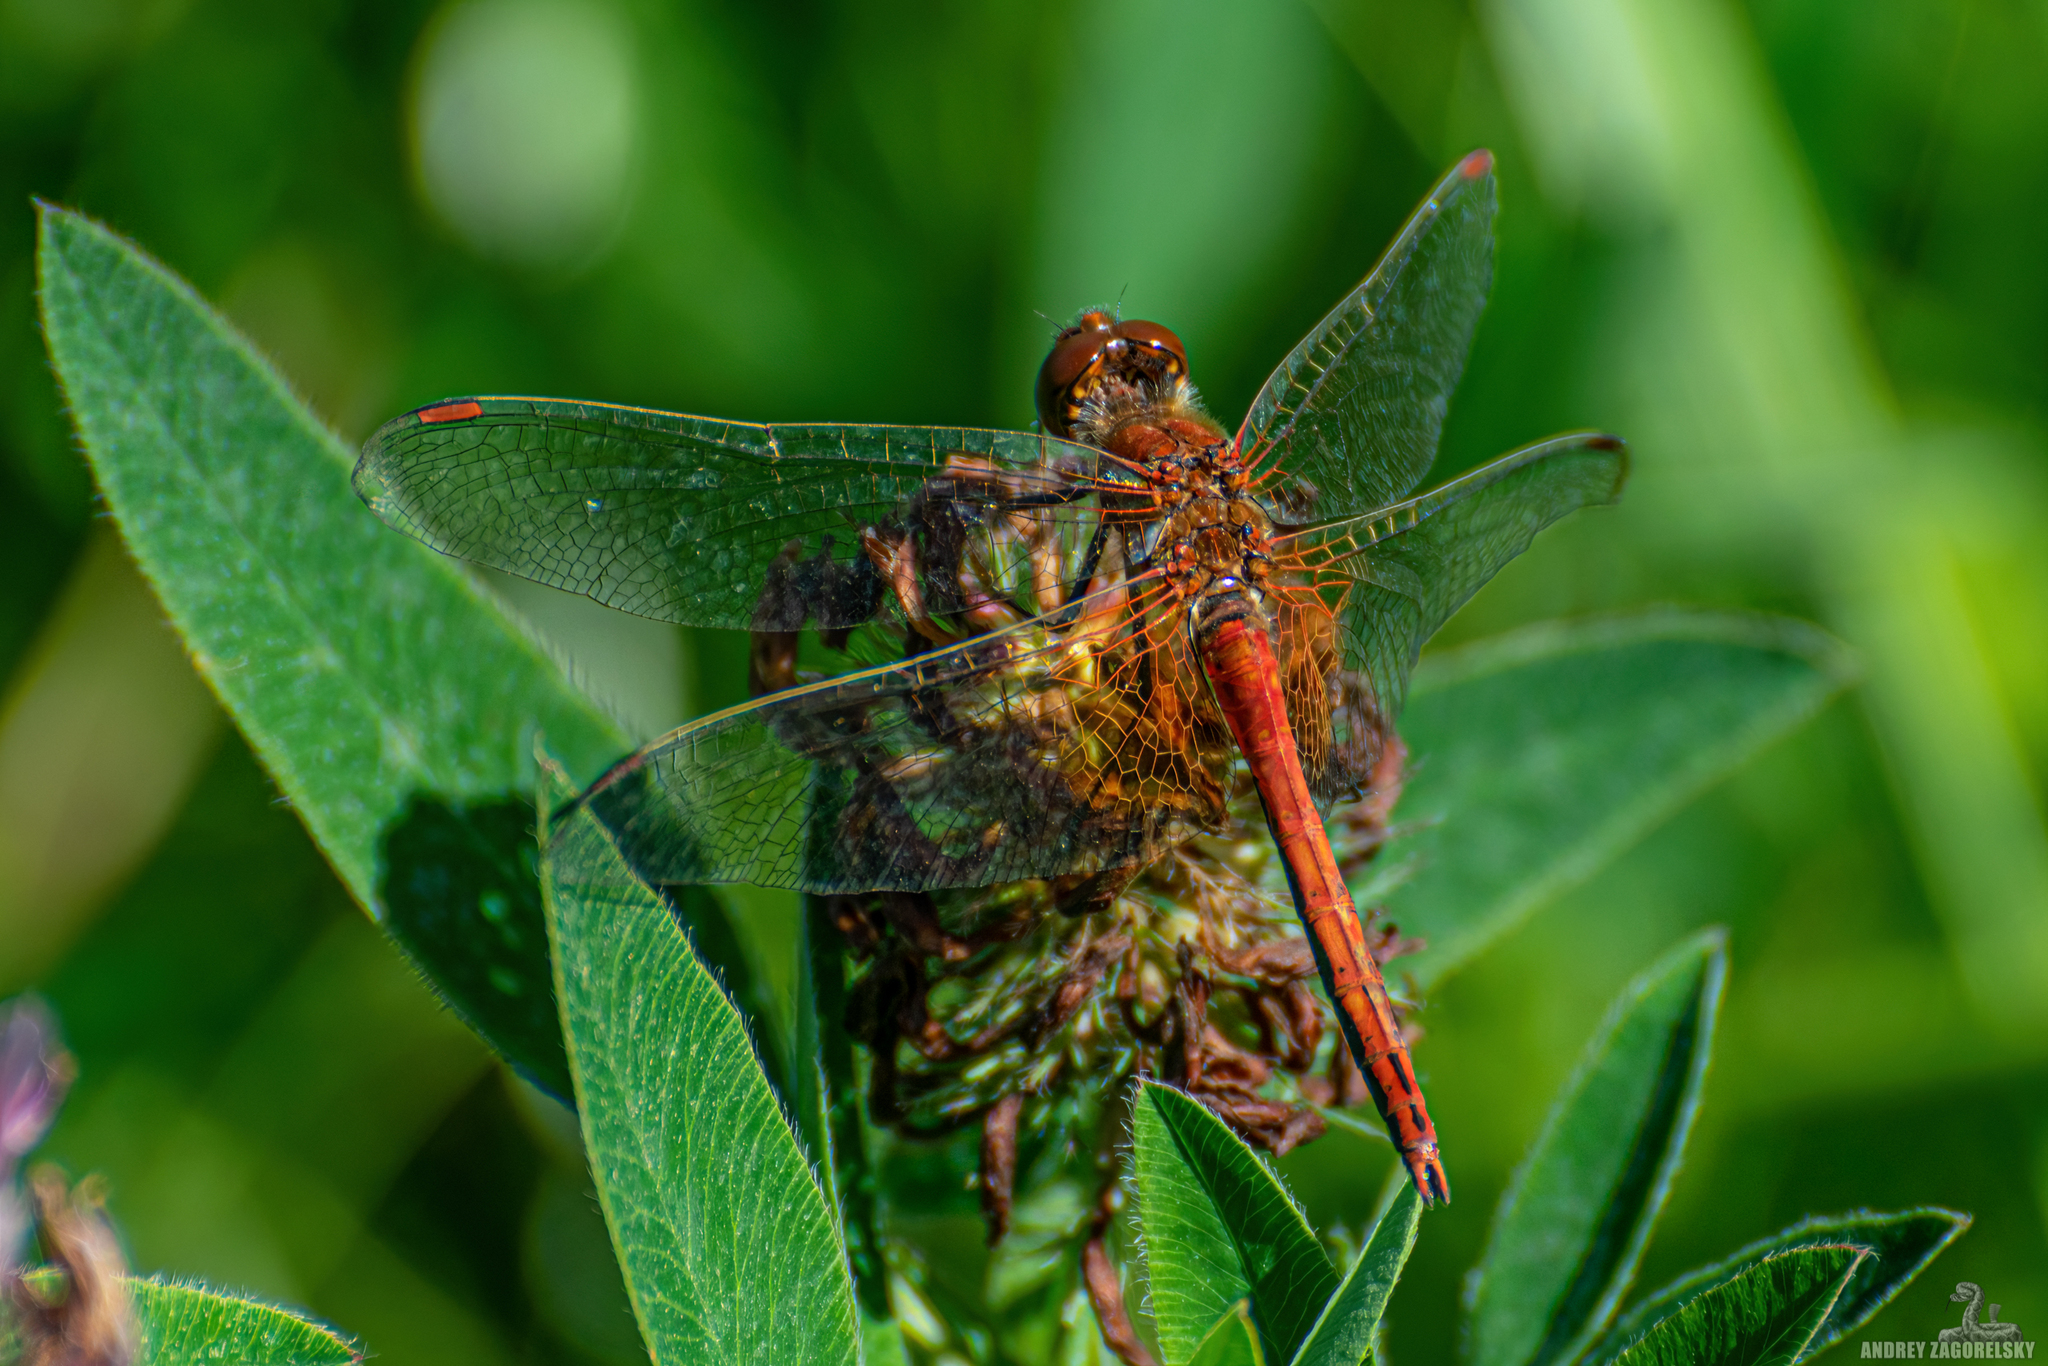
354,396,1118,630
1273,432,1629,801
580,435,1625,895
1237,151,1497,519
572,582,1235,894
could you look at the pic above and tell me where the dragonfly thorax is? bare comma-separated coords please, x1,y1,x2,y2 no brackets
1082,377,1270,622
1149,493,1277,630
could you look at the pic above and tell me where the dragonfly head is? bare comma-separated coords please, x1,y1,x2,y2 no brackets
1036,311,1188,440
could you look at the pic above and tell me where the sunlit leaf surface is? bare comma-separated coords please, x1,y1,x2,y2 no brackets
1609,1246,1867,1366
1289,1181,1421,1366
1583,1208,1967,1366
130,1277,360,1366
1188,1302,1267,1366
1464,930,1726,1366
1132,1082,1337,1366
540,761,859,1366
35,205,627,1093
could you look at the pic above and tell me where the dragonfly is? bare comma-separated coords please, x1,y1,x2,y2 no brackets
355,150,1627,1206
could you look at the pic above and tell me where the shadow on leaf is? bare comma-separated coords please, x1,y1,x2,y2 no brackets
377,791,777,1103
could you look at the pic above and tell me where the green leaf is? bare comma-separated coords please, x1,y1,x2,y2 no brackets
129,1277,360,1366
539,759,859,1366
35,204,639,1095
1132,1082,1338,1366
1290,1183,1422,1366
792,904,914,1358
373,794,576,1093
1384,611,1854,985
1583,1209,1968,1366
1464,930,1727,1366
795,896,895,1329
35,205,628,1087
790,906,838,1219
1191,1303,1268,1366
1609,1246,1869,1366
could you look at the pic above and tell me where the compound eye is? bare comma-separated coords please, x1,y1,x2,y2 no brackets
1036,312,1117,437
1114,319,1188,377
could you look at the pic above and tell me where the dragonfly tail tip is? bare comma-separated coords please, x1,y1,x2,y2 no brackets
1405,1148,1451,1206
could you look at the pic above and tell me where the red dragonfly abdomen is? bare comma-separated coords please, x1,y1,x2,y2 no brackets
1199,612,1450,1205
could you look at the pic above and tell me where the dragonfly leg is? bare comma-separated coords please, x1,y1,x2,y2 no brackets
1050,861,1140,916
861,528,958,644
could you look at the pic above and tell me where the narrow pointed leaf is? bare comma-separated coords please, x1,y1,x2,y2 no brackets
1133,1082,1338,1366
1610,1246,1869,1366
796,896,896,1333
790,908,837,1209
1583,1209,1967,1366
1383,611,1854,986
1465,931,1726,1366
129,1278,360,1366
34,204,631,1094
1191,1303,1268,1366
540,762,859,1366
1290,1183,1422,1366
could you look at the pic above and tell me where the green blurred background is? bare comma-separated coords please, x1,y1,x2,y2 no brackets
3,0,2044,1360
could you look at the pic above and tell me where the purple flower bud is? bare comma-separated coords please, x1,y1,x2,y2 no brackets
1,998,71,1167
